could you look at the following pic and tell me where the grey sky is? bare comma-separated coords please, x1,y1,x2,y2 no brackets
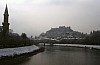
0,0,100,37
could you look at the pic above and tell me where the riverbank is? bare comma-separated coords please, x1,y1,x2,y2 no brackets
0,45,44,59
45,44,100,50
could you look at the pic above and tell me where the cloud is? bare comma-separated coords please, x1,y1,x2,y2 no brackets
0,0,26,4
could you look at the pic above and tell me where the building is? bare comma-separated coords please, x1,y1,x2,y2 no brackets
38,26,86,40
0,26,3,32
0,4,10,37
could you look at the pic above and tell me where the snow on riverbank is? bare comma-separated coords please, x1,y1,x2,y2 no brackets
44,44,100,49
0,45,39,57
54,44,100,49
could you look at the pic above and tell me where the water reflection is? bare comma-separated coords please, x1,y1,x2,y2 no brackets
0,56,31,65
25,46,100,65
0,46,100,65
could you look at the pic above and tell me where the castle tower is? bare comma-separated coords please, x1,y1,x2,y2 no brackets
2,4,10,37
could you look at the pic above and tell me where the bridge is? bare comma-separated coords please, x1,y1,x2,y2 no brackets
34,39,59,46
33,38,83,46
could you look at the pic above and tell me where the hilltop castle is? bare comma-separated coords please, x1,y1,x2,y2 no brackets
38,26,86,40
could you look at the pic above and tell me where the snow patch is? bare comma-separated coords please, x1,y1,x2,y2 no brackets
44,44,100,49
54,44,100,49
0,45,39,57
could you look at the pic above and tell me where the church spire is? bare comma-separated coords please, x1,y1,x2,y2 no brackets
4,4,9,15
2,4,10,37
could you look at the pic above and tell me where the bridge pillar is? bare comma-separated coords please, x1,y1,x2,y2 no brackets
44,43,45,46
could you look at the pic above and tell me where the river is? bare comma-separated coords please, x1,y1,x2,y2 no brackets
1,46,100,65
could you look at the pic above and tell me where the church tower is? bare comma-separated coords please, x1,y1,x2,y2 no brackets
2,4,10,37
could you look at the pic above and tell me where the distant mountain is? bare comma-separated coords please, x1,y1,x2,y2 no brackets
38,26,86,40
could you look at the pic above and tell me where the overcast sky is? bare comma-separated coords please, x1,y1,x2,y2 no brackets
0,0,100,37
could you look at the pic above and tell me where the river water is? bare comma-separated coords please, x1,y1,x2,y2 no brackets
1,46,100,65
